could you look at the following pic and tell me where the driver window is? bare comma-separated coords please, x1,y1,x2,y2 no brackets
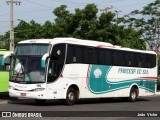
47,44,66,83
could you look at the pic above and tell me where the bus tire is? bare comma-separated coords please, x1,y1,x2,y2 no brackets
35,99,46,105
129,87,138,102
65,88,76,105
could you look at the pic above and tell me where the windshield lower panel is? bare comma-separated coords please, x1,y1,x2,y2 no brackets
10,56,45,84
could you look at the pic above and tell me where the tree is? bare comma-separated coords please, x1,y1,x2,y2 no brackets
0,33,9,50
52,5,70,37
14,20,42,45
1,3,145,50
41,21,54,38
71,4,99,39
125,0,160,51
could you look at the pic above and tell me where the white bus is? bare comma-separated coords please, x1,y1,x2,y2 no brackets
9,38,157,105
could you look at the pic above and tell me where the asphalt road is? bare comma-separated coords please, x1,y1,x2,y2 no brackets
1,95,160,120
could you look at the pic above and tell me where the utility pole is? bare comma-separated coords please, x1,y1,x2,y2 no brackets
6,0,21,51
115,10,121,25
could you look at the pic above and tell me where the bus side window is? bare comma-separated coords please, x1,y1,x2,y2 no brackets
75,46,83,63
98,49,105,65
113,51,118,66
138,54,145,67
104,49,112,65
66,45,83,64
48,44,66,82
83,47,98,64
126,53,132,67
150,54,156,68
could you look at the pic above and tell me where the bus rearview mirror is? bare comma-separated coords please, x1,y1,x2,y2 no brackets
41,53,49,68
1,53,12,66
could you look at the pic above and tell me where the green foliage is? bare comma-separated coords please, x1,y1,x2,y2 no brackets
0,33,9,50
41,21,54,38
1,3,147,50
125,0,160,46
13,20,43,45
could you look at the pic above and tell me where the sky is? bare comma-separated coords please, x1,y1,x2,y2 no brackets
0,0,154,35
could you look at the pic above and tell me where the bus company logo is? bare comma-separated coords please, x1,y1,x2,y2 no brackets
94,68,102,78
2,112,11,117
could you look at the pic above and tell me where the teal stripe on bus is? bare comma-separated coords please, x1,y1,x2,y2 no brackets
87,65,156,94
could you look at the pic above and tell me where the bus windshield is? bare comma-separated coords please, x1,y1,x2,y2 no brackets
10,56,45,83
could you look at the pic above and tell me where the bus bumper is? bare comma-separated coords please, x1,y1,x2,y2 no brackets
9,89,46,99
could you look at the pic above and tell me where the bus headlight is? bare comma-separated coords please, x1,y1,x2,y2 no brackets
33,88,45,92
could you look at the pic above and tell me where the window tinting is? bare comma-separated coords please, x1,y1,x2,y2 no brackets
66,45,83,63
84,47,98,64
15,44,51,55
104,49,112,65
66,44,156,68
98,49,105,65
47,44,66,83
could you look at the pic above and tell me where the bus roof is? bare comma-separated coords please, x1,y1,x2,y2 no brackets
18,38,113,47
18,38,156,54
0,49,12,55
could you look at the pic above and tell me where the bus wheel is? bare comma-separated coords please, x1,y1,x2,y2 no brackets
129,87,138,102
65,88,76,105
35,99,46,105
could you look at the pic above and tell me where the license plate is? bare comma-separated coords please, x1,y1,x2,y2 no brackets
20,93,26,96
